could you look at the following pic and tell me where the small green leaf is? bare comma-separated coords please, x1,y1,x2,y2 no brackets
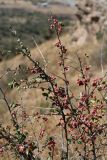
18,134,26,143
90,99,96,104
67,138,72,144
8,81,14,89
77,140,82,144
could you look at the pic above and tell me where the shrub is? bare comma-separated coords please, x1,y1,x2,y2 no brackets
0,16,107,160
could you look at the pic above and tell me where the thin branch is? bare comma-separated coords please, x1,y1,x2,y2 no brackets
32,36,47,72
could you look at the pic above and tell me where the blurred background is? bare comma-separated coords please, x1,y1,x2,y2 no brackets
0,0,107,120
